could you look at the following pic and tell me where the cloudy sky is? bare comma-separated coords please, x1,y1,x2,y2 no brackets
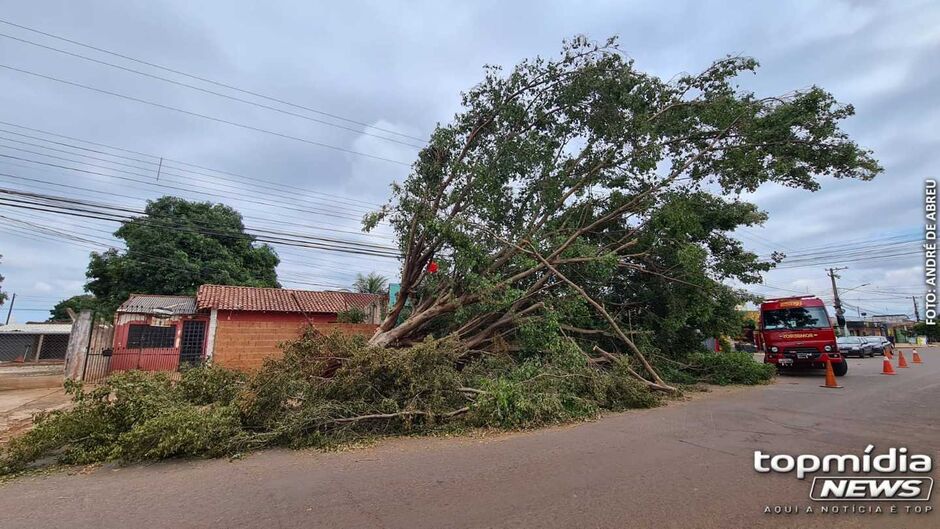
0,0,935,323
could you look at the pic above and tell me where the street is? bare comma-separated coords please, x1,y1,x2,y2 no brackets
0,348,936,529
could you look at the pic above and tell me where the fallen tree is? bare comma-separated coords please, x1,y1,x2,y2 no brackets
0,331,670,474
366,36,881,388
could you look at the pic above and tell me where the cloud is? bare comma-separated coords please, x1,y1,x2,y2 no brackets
31,281,53,292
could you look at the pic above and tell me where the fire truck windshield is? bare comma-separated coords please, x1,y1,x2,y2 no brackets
762,306,830,330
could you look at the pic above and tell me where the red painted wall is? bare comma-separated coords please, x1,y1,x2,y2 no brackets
111,313,210,372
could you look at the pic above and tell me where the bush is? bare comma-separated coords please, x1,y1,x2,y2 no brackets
113,405,244,461
0,369,243,474
466,345,660,429
239,333,468,447
685,351,776,385
178,364,246,405
336,307,366,323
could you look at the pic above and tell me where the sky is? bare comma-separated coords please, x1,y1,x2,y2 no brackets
0,0,936,323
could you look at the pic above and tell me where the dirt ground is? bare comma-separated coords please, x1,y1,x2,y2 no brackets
0,386,70,443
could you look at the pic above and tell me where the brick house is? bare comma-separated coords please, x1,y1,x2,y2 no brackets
196,285,383,371
108,286,384,374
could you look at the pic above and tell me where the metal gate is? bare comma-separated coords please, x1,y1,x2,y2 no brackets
79,315,116,382
179,320,206,365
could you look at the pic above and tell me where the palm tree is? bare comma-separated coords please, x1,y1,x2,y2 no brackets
353,272,388,294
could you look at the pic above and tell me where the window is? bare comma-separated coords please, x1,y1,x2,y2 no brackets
127,324,176,349
762,307,830,330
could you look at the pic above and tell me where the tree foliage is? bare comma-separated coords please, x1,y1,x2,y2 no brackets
365,36,880,390
86,197,280,314
48,294,100,321
336,307,366,323
353,272,389,294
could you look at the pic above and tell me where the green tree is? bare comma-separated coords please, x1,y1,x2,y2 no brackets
912,322,940,342
86,197,280,314
49,294,100,321
605,191,772,357
365,36,880,390
0,254,7,307
353,272,388,294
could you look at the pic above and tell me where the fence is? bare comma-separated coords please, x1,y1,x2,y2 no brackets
0,332,71,363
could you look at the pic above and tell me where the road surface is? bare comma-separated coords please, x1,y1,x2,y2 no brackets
1,348,937,529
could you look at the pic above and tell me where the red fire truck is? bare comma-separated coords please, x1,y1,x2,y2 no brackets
756,296,846,376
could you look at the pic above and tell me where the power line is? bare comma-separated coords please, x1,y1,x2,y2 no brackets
761,232,919,258
0,131,383,219
1,201,398,280
0,187,403,258
772,250,921,269
759,235,920,261
0,31,425,150
5,205,398,279
765,240,920,264
0,120,386,209
0,167,395,244
0,18,428,144
0,63,412,166
0,215,362,290
0,146,376,224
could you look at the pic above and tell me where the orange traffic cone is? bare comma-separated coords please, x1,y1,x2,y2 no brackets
912,349,923,364
882,357,896,375
897,350,910,368
821,358,843,388
885,347,893,359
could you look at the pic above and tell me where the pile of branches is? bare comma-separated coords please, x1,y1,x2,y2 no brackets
1,329,669,474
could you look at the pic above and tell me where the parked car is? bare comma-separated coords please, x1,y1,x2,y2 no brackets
861,336,887,356
877,336,893,356
836,336,874,357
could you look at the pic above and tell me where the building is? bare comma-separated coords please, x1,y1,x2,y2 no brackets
101,286,384,375
869,315,917,343
841,319,888,337
869,314,913,324
0,322,73,363
111,294,209,372
196,285,382,371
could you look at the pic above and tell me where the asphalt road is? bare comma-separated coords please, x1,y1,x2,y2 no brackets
1,348,937,529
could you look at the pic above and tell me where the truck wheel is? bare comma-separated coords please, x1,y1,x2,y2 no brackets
833,361,848,377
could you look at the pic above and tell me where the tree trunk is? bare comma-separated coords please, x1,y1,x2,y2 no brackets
369,300,453,347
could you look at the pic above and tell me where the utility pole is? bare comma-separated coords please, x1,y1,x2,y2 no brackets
4,292,14,325
913,296,921,322
827,268,848,336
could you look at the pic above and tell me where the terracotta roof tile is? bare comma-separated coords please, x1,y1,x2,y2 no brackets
196,285,384,314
